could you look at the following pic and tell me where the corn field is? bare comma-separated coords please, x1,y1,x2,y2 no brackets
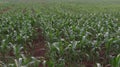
0,0,120,67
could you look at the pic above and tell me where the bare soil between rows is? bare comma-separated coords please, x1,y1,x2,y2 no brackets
24,28,47,67
0,7,11,14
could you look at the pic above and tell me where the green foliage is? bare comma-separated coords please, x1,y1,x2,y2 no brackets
111,54,120,67
0,0,120,67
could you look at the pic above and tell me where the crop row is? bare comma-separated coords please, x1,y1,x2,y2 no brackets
0,3,120,67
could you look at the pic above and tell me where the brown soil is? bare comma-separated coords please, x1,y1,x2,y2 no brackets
82,61,94,67
0,7,11,14
29,28,47,67
32,28,46,57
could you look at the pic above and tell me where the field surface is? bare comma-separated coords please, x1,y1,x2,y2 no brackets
0,0,120,67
